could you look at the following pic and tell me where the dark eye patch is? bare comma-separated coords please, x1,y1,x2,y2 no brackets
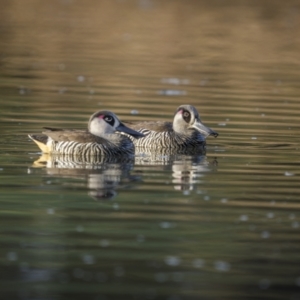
104,115,115,126
182,110,191,123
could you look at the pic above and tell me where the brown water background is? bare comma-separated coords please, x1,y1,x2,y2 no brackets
1,0,300,299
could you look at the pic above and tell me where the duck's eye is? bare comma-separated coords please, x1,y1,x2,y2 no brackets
104,116,112,122
182,111,191,123
104,115,114,125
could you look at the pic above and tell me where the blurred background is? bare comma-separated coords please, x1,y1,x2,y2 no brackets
1,0,300,299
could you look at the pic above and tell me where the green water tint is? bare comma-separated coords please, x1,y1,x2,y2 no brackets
1,0,300,299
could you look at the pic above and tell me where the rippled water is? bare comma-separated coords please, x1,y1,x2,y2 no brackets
1,1,300,299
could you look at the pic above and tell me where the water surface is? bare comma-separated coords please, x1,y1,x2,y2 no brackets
1,1,300,299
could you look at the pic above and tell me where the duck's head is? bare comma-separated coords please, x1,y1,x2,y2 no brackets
173,105,218,138
88,110,144,138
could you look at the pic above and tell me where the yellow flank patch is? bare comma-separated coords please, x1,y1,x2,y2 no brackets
32,154,50,168
29,135,50,153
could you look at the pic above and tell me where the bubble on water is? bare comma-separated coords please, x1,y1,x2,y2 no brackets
113,203,119,210
204,196,210,201
220,198,228,203
266,212,274,218
164,256,181,266
261,231,270,239
82,254,95,265
214,260,231,272
166,78,180,85
131,109,139,115
76,225,84,232
218,122,226,126
192,258,205,268
99,239,110,247
251,137,257,140
258,278,271,289
183,190,190,196
239,215,248,222
289,213,296,220
19,87,26,95
159,221,175,229
154,272,168,283
77,75,85,82
284,171,295,176
7,252,18,261
47,208,55,215
157,90,187,96
161,78,189,85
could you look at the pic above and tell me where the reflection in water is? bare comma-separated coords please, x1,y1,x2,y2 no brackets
172,156,217,192
32,152,217,197
32,154,136,200
134,146,207,164
134,147,218,191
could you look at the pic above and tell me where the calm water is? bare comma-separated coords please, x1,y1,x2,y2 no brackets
1,1,300,299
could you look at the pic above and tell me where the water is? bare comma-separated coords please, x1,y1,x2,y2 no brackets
1,0,300,299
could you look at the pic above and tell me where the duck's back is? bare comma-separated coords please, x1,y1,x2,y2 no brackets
29,128,134,156
124,121,205,150
127,121,173,133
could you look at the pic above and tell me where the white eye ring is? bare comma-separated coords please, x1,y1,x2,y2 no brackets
104,116,112,122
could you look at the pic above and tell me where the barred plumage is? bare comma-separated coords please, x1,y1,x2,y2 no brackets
49,139,133,156
28,110,144,156
125,105,218,152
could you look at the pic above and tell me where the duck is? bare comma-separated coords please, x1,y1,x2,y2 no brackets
125,104,218,151
28,110,144,156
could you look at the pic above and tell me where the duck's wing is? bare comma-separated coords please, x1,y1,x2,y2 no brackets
124,121,173,133
42,127,106,143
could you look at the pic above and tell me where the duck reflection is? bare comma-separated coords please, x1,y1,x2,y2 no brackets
172,156,217,191
134,147,218,192
32,154,137,200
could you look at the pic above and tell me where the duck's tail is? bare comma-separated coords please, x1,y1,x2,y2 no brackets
28,134,50,153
